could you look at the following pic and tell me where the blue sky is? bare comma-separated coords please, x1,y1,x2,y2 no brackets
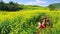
3,0,60,6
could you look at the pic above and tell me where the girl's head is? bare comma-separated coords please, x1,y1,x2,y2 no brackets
45,17,50,22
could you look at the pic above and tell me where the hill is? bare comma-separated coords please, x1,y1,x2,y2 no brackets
48,3,60,10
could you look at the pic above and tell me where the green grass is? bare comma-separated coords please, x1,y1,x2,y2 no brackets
0,10,60,34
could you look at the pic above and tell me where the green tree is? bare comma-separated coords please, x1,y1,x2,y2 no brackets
0,1,23,11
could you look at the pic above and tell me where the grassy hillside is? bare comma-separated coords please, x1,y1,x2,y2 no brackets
0,9,60,34
19,5,49,10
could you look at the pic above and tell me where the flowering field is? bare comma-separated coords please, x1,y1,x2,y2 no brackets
0,10,60,34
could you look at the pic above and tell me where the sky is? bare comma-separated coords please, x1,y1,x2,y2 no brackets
2,0,60,6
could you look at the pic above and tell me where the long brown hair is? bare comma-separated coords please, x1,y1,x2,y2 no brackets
45,17,50,22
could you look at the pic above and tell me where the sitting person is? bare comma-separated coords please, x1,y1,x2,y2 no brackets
39,18,46,29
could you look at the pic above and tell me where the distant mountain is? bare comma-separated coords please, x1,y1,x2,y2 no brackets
48,3,60,10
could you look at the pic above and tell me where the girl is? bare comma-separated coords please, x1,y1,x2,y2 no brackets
45,17,50,26
39,18,46,29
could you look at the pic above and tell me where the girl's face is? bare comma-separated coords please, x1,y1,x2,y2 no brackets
43,19,45,22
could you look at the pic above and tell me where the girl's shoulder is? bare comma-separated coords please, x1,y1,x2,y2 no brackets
38,22,41,25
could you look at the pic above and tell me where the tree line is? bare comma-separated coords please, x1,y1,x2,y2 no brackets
0,1,23,11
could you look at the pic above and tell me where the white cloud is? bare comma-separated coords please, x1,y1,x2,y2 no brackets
26,0,47,5
28,2,34,5
35,0,47,3
25,0,48,6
